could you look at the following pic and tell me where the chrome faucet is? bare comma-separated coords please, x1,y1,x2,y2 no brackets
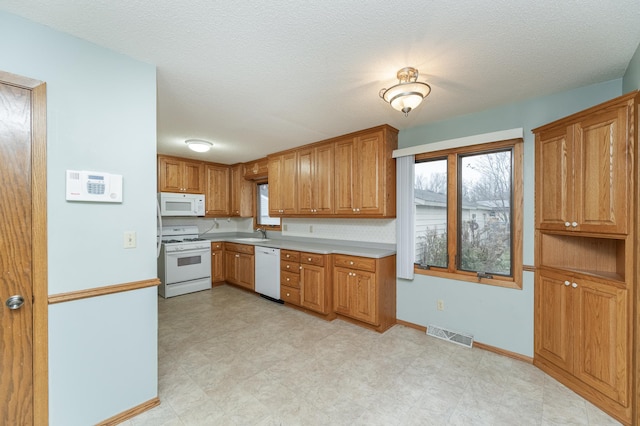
256,227,267,240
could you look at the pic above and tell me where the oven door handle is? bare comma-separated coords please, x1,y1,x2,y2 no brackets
165,248,210,256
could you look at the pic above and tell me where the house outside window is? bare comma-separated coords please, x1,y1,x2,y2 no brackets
413,139,523,289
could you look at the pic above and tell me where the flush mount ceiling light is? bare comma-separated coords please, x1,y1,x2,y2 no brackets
379,67,431,116
185,139,213,153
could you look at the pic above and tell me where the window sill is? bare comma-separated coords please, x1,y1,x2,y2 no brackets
414,267,522,290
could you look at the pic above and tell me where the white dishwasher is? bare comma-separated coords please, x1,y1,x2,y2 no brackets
254,247,281,302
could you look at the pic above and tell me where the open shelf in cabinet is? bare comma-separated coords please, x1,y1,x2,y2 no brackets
539,233,626,282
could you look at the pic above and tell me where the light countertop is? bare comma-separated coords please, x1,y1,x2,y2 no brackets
202,233,396,259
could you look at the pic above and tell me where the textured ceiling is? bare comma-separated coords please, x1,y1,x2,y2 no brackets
2,1,640,164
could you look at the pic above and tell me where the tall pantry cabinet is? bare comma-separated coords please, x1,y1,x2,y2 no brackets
533,91,638,425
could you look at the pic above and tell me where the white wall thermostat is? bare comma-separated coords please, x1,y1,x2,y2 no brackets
66,170,123,202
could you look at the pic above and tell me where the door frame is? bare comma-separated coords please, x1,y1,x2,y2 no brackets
0,70,48,425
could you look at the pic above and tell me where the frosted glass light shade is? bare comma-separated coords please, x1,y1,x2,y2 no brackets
379,67,431,115
185,139,213,152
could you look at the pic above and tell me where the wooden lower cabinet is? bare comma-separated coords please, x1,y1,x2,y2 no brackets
333,254,395,332
224,242,254,290
211,242,224,284
535,269,631,422
280,249,333,317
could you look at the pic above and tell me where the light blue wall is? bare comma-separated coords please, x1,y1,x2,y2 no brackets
397,79,622,357
623,42,640,92
0,11,158,425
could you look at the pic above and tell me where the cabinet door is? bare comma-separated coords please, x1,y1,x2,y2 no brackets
268,155,283,216
182,160,204,193
573,106,629,234
351,270,377,325
333,267,351,315
534,269,573,372
314,143,334,214
158,156,183,193
281,152,298,214
205,165,230,216
230,164,253,217
211,249,224,283
300,264,326,313
237,254,255,290
355,131,384,215
536,128,573,231
297,148,313,214
224,251,238,285
573,278,629,406
334,138,355,215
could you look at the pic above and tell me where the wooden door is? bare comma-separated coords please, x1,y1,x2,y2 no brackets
281,152,297,215
267,155,283,215
334,138,355,215
352,270,376,324
535,127,573,231
573,277,629,406
534,269,573,372
355,131,383,215
313,143,334,214
237,254,255,290
211,249,224,283
205,165,229,216
1,74,47,425
333,267,351,315
296,148,313,214
158,156,183,192
224,251,238,284
573,105,629,234
300,264,325,313
182,160,204,193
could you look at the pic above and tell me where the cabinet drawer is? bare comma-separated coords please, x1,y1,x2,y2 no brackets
224,242,255,255
281,260,300,273
281,286,300,305
211,242,223,250
281,271,300,288
300,252,324,266
334,255,376,272
281,250,300,262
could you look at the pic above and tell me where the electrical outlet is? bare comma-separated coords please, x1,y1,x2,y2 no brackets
437,299,444,311
309,225,313,233
283,224,288,231
123,231,136,248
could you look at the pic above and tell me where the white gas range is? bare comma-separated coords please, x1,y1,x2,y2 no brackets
157,225,211,298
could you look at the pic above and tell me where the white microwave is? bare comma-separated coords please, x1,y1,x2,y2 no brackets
158,192,205,217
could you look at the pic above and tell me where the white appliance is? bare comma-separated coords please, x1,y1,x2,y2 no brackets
255,247,281,301
158,225,211,298
158,192,205,217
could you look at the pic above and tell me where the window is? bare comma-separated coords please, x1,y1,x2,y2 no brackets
256,182,280,227
413,139,523,288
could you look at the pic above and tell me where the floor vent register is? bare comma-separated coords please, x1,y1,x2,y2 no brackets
426,325,474,348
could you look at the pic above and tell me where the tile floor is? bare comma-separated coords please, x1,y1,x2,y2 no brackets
122,285,621,425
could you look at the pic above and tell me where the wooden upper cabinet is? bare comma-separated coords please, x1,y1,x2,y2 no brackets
268,151,297,216
297,143,334,215
204,164,230,216
335,128,397,217
158,155,205,193
243,157,269,180
230,164,253,217
535,96,632,234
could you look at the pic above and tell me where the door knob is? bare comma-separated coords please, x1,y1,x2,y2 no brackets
5,295,25,310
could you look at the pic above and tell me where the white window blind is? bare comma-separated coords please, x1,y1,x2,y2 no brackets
396,155,415,279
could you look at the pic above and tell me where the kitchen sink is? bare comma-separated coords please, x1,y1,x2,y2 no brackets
234,238,271,242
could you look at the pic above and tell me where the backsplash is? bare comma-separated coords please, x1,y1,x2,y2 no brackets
282,218,396,244
162,217,253,234
162,217,396,244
